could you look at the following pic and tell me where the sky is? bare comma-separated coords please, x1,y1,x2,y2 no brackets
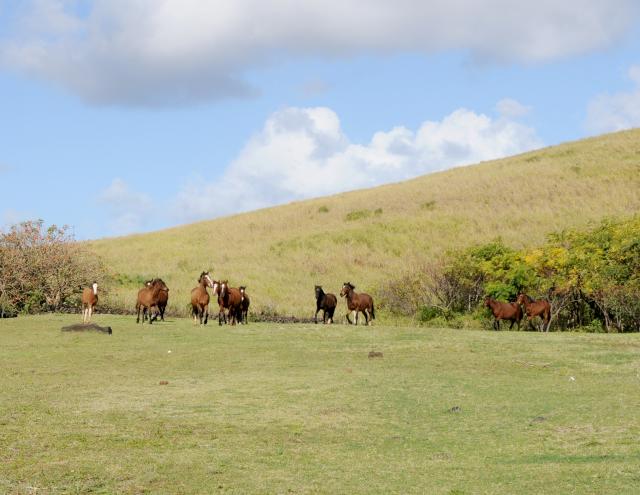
1,0,640,239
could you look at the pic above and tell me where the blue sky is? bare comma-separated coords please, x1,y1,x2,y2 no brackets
1,0,640,239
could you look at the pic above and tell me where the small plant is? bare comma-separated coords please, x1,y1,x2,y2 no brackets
420,200,436,211
345,209,372,221
317,205,329,213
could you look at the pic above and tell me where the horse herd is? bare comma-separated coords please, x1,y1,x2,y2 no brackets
81,275,549,331
484,294,551,332
79,274,376,327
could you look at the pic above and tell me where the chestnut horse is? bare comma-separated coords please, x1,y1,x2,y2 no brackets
218,280,243,326
340,282,375,325
136,278,168,324
314,285,337,324
81,281,98,324
239,286,250,324
484,297,522,331
190,272,214,325
516,293,551,332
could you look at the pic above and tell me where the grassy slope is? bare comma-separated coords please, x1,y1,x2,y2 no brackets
89,130,640,316
1,315,640,494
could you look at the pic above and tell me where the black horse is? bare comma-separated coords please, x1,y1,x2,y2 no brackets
314,285,337,324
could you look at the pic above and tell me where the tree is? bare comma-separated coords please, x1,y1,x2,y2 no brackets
0,220,105,313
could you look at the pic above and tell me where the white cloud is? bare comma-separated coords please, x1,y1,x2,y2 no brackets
586,65,640,134
496,98,532,119
99,178,154,235
1,0,637,106
173,103,542,221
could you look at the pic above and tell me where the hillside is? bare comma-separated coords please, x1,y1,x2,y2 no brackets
89,129,640,317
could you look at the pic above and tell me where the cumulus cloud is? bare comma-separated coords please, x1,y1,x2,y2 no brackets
99,178,154,235
1,0,637,105
173,103,542,221
586,65,640,134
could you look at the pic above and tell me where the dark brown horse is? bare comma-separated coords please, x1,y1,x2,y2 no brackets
218,280,243,326
516,293,551,332
81,281,98,324
239,286,250,324
340,282,375,325
484,297,522,331
190,272,214,325
314,285,337,324
136,278,168,324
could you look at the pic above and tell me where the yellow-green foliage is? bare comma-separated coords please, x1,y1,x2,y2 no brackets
89,130,640,316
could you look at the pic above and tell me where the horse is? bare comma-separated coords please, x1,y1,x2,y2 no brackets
340,282,375,325
516,293,551,332
314,285,337,324
239,286,250,324
136,278,168,324
190,272,215,325
81,281,98,324
155,279,169,321
218,280,243,326
484,297,522,331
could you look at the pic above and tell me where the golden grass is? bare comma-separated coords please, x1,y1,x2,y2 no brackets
89,129,640,316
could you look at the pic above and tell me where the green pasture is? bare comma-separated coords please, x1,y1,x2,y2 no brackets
1,315,639,494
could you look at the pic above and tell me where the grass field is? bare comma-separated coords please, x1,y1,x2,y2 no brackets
2,315,639,494
88,129,640,316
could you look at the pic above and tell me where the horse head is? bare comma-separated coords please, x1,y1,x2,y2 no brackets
220,280,228,297
239,286,246,301
515,293,526,305
340,282,354,298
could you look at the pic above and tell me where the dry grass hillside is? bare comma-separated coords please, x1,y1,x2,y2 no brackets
89,129,640,317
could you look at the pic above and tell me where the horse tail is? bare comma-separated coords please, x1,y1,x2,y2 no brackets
370,300,376,320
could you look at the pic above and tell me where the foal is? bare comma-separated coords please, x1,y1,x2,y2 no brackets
81,281,98,324
314,285,337,324
340,282,375,325
516,293,551,332
484,297,522,331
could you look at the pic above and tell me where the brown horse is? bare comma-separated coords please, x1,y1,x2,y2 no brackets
484,297,522,331
190,272,215,325
516,293,551,332
81,281,98,324
239,286,250,324
136,278,168,324
315,285,337,324
155,279,169,321
218,280,243,326
340,282,375,325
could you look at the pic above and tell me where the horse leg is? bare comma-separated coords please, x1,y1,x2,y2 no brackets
364,309,370,326
88,305,93,323
204,303,209,325
315,308,319,324
345,311,352,324
509,319,515,330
